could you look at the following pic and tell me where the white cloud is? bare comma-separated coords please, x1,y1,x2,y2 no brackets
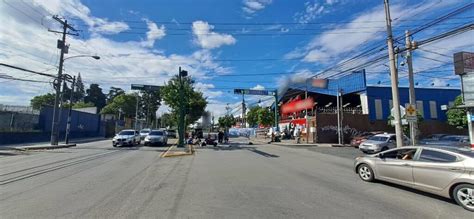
0,1,231,108
192,20,236,49
252,84,265,90
141,19,166,47
242,0,272,16
293,0,342,24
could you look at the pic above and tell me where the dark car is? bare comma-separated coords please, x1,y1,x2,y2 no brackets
424,135,470,148
167,129,177,138
419,134,448,145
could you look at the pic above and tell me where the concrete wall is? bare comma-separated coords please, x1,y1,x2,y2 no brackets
0,112,39,131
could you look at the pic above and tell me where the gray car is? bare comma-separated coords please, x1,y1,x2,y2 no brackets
112,129,141,147
354,146,474,211
144,130,168,146
359,133,410,154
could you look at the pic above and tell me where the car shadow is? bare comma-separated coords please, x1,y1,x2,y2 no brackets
375,180,457,206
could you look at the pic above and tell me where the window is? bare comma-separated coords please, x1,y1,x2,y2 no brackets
416,101,424,118
429,101,438,119
418,149,457,163
382,148,418,160
375,99,383,120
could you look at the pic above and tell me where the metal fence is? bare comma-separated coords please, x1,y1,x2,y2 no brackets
0,104,39,115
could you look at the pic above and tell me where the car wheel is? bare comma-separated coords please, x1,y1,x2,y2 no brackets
357,164,375,182
453,184,474,212
113,144,116,147
137,140,141,145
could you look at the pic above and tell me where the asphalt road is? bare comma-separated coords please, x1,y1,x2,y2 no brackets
0,138,472,218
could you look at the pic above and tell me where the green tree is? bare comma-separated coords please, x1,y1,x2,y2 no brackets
447,95,467,129
73,73,85,102
161,76,207,126
387,113,423,136
106,87,125,103
30,93,55,110
100,93,137,118
84,84,106,110
218,114,236,128
258,107,275,127
246,106,262,127
140,90,161,127
72,101,95,109
159,113,176,128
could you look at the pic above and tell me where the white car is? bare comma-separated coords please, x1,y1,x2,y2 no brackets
144,130,168,146
359,133,410,154
112,129,141,147
139,128,151,140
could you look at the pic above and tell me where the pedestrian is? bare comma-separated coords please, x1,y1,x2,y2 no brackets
218,131,224,143
294,128,301,144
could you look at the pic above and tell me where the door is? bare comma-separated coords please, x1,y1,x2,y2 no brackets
376,148,418,187
387,136,396,149
412,149,463,192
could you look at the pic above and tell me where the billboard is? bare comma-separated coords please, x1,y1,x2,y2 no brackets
454,52,474,75
281,98,314,114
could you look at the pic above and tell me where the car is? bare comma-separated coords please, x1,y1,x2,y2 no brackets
167,129,177,138
419,134,448,145
424,135,470,148
351,131,384,147
144,130,168,146
354,146,474,212
139,128,151,140
112,129,141,147
358,133,410,154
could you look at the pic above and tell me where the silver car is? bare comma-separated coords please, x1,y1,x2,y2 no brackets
359,133,409,154
144,130,168,146
354,146,474,211
112,129,141,147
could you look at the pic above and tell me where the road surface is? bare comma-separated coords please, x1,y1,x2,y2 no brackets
0,138,471,218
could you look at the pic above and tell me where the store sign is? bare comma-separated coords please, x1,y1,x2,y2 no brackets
234,89,275,96
281,98,314,114
311,78,328,88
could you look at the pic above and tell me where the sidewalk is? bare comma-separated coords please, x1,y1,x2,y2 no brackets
0,136,107,151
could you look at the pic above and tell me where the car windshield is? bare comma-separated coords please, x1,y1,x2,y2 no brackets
149,131,164,135
368,136,388,141
140,130,150,133
118,131,135,135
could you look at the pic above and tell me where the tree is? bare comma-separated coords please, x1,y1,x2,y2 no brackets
218,114,236,128
73,73,85,102
106,87,125,103
160,113,176,128
100,93,137,118
140,90,161,127
84,84,106,110
258,107,275,127
447,95,467,129
30,93,55,110
161,76,207,126
72,101,95,109
246,106,262,127
387,113,423,136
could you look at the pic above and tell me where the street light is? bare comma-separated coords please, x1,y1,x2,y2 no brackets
50,54,100,146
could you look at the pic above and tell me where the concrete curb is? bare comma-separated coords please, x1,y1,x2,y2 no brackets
14,144,77,151
161,145,195,158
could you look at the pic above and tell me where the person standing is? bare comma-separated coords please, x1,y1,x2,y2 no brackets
294,128,301,144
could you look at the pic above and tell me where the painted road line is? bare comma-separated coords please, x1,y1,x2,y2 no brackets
160,145,175,158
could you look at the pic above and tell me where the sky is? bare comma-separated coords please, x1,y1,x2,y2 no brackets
0,0,473,117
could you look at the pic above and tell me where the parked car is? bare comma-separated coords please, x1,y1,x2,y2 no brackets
354,146,474,211
358,133,410,154
351,131,384,147
167,129,177,138
419,134,448,145
424,135,470,148
139,128,151,140
144,130,168,146
112,129,141,147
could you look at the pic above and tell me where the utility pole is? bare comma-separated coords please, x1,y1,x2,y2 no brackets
49,15,77,145
65,75,76,144
242,93,246,128
336,86,342,145
177,67,188,148
405,30,418,146
305,80,309,143
274,90,279,131
134,92,140,130
384,0,403,147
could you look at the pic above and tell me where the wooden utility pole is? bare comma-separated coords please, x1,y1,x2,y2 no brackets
405,30,418,145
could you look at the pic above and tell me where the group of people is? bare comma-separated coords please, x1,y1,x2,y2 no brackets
283,127,302,144
217,130,229,144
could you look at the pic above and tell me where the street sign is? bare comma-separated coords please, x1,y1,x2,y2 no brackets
131,84,160,91
234,89,275,96
405,104,417,122
391,105,406,118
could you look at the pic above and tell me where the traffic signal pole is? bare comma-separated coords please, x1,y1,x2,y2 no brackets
384,0,403,148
